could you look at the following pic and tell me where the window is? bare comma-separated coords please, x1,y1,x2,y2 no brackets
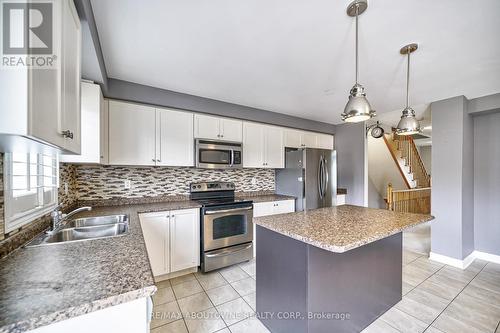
3,153,59,233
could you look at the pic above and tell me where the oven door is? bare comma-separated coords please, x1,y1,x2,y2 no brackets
196,140,242,169
203,205,253,252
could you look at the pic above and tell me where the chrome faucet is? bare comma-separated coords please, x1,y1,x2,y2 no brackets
48,205,92,234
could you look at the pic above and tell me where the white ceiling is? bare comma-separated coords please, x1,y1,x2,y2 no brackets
91,0,500,124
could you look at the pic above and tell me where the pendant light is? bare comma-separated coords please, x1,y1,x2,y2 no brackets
341,0,376,123
396,43,421,135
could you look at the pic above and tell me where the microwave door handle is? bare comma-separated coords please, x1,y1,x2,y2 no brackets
230,149,234,167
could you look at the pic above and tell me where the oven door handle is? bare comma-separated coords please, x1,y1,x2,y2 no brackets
204,206,253,215
205,243,253,258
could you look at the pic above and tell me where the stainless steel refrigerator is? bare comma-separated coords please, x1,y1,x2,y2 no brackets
275,148,337,211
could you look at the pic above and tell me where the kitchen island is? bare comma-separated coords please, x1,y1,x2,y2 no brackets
253,205,434,333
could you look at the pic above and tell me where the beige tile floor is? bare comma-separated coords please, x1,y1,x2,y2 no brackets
150,237,500,333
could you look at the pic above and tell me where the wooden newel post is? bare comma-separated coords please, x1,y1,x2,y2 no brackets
387,183,393,211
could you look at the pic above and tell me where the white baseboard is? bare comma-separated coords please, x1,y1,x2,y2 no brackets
429,250,500,269
473,250,500,265
429,252,474,269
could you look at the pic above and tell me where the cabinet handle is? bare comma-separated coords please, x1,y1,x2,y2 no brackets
217,134,220,138
157,159,161,162
62,130,73,139
152,159,156,162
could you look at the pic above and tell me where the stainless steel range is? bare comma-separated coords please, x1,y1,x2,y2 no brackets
190,181,254,272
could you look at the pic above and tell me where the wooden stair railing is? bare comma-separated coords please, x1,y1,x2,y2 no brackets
387,183,431,214
383,133,431,188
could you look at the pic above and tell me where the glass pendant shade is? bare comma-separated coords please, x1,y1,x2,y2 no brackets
396,107,421,135
342,84,376,122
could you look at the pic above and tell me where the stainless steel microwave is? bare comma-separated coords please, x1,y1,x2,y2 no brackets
195,139,243,169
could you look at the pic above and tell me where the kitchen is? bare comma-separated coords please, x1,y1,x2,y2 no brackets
1,1,500,333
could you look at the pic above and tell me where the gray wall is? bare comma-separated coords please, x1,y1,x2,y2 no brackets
106,79,336,134
335,123,367,206
474,112,500,256
431,96,474,260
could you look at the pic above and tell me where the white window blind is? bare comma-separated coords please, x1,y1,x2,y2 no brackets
3,153,59,233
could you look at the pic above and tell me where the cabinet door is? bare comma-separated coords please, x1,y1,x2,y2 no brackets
317,133,334,150
158,108,194,166
194,114,220,140
60,0,82,154
284,129,302,148
264,125,284,168
61,82,101,163
253,202,275,217
301,131,318,148
170,208,200,272
139,212,170,277
220,118,242,142
273,200,295,214
100,99,109,164
108,101,156,165
243,122,264,168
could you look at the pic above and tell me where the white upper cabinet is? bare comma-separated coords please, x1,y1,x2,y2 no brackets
194,114,242,142
265,125,284,168
0,0,81,154
61,82,104,164
194,114,220,140
242,122,264,167
108,101,194,166
220,118,243,142
108,101,157,166
60,0,82,154
283,129,334,150
284,129,302,148
317,133,334,150
157,108,194,166
301,131,318,148
243,122,283,168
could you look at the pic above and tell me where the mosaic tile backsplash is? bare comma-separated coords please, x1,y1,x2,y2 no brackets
76,165,275,200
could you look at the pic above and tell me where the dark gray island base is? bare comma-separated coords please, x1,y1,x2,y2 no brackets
256,226,402,333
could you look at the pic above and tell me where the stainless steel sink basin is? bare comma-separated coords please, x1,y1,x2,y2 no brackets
64,214,128,228
26,214,129,247
44,223,129,244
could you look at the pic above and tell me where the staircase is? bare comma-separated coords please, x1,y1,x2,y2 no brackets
383,133,431,189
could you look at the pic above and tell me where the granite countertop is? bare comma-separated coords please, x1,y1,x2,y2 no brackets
253,205,434,253
0,192,294,333
238,193,296,203
0,199,201,333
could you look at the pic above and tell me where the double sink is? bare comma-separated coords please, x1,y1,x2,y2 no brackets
27,214,129,247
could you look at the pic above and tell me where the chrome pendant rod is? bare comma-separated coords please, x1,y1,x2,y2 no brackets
406,46,410,108
355,4,359,84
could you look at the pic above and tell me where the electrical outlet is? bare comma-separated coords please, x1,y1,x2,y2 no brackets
251,177,257,185
64,183,69,195
124,180,131,189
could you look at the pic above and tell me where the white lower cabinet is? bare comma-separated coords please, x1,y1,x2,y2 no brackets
252,199,295,256
140,208,199,277
170,209,200,272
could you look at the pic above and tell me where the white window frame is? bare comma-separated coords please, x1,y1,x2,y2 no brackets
3,153,59,233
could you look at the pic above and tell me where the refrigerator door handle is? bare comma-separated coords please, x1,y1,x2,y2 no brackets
322,158,329,198
318,156,323,199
